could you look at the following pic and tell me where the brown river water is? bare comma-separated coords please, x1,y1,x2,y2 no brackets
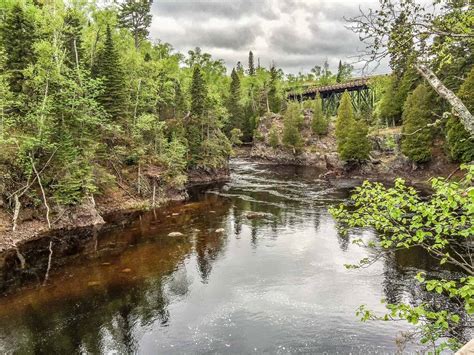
0,159,452,354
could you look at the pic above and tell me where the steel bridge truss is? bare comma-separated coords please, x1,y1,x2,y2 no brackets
288,77,377,116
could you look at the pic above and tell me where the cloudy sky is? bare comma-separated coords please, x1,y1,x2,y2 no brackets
149,0,389,75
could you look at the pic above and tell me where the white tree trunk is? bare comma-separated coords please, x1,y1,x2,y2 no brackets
415,63,474,137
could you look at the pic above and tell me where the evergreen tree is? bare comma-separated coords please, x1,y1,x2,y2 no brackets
388,12,413,79
190,66,206,117
236,61,244,75
230,128,243,146
446,67,474,163
282,102,303,152
339,119,371,162
268,125,279,148
63,9,83,68
248,51,255,76
336,92,370,162
226,68,243,133
187,66,207,160
377,75,400,126
0,47,12,139
310,94,328,135
394,61,420,119
94,25,126,120
401,84,433,164
1,4,36,93
335,61,353,83
118,0,153,49
174,80,187,118
242,99,256,142
268,64,281,113
336,60,343,83
335,91,355,154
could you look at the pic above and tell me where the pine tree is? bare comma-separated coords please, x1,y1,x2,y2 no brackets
394,61,420,121
242,99,256,142
187,66,207,160
388,12,413,79
226,68,243,133
339,119,371,162
268,64,281,113
248,51,255,76
118,0,153,49
446,66,474,163
268,125,279,148
236,61,244,74
377,75,400,126
311,94,328,135
174,80,187,118
336,92,370,162
1,4,36,93
94,25,126,120
335,91,355,153
401,84,433,164
282,102,303,152
190,66,206,117
336,60,343,83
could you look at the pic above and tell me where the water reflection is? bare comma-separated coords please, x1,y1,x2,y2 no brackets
0,159,459,353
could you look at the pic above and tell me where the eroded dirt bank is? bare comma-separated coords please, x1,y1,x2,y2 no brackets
0,167,229,253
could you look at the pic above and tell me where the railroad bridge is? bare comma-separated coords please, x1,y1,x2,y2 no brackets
288,77,379,115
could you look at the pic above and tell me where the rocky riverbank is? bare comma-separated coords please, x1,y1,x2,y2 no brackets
249,112,459,182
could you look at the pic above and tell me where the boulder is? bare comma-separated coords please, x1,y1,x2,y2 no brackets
168,232,184,237
244,211,272,220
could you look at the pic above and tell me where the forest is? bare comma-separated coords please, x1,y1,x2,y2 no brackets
0,0,473,353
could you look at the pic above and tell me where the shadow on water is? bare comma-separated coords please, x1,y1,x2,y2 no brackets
0,159,467,353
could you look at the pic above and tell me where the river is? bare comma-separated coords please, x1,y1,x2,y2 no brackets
0,159,437,353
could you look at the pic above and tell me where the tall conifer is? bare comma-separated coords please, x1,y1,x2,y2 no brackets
227,68,243,133
187,66,207,159
311,94,328,135
336,60,343,83
94,25,126,120
248,51,255,76
401,84,433,164
118,0,152,49
335,91,355,152
1,4,36,93
282,102,303,152
268,64,281,113
336,91,370,162
190,66,206,117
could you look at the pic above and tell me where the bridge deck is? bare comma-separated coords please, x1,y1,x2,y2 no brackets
288,77,371,100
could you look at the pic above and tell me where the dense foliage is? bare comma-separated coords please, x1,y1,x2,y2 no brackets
330,165,474,351
446,66,474,163
0,0,234,223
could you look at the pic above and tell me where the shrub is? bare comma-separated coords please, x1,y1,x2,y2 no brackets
339,119,371,162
